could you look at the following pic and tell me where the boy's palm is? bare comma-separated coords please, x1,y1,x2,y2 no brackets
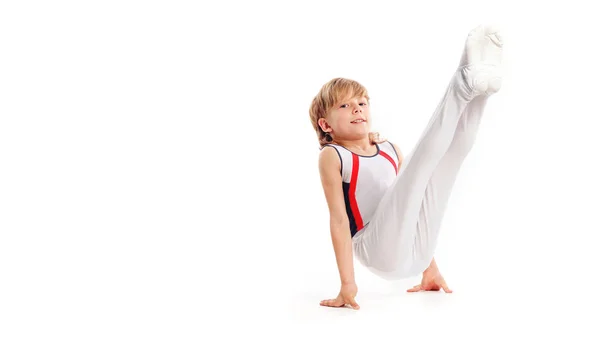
320,283,360,310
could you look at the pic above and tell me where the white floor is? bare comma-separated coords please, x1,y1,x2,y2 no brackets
2,1,600,336
274,192,600,336
281,241,600,335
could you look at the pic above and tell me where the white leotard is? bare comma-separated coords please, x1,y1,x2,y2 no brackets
323,140,400,237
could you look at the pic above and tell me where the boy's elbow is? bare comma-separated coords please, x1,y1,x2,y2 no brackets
329,214,348,227
329,218,350,235
330,219,347,227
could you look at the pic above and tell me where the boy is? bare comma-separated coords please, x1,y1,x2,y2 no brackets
309,25,503,309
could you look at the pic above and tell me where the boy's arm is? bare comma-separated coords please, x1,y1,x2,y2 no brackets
318,146,355,285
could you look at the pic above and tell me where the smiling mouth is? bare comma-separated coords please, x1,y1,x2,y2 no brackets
351,119,366,124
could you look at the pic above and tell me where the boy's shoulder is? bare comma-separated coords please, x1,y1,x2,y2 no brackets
319,144,341,160
320,143,346,159
382,140,404,163
318,145,342,174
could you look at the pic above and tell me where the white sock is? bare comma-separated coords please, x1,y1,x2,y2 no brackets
458,24,504,96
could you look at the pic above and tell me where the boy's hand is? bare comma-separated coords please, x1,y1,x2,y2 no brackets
320,283,360,309
407,267,453,293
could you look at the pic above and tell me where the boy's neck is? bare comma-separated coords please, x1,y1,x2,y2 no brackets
334,138,376,155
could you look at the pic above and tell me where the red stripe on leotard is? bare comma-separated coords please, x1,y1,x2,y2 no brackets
349,153,364,232
379,150,398,175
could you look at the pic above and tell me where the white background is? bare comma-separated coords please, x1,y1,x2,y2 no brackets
1,1,599,336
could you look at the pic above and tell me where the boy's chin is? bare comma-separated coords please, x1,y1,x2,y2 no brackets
349,132,371,140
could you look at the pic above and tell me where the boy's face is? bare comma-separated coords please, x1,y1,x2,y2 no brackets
319,95,371,141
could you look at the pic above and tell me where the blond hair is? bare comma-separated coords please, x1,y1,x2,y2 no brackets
309,77,384,148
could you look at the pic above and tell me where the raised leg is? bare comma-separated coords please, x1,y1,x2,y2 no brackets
352,25,503,279
412,94,490,270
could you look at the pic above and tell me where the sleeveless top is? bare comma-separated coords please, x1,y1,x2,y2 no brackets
322,140,401,237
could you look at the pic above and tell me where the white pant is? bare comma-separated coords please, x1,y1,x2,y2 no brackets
352,60,500,280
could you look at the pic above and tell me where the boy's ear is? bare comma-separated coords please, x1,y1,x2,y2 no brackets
318,118,332,133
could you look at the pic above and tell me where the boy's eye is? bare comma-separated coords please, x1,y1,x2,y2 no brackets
339,102,367,108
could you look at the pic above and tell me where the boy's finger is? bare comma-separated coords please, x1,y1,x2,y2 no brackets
442,282,453,293
325,298,342,307
349,298,360,310
320,299,336,306
407,285,422,292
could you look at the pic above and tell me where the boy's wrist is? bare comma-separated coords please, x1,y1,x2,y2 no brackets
341,281,357,291
341,280,356,286
426,257,438,270
424,259,441,274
